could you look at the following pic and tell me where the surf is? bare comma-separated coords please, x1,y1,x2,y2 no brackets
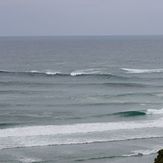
70,68,111,76
121,68,163,74
114,108,163,117
1,118,163,137
0,118,163,149
0,69,112,77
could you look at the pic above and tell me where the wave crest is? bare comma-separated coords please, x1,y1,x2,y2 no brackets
0,70,64,76
121,68,163,74
0,69,115,78
30,70,63,76
128,147,160,156
70,68,111,76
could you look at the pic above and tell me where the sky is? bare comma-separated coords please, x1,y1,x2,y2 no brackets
0,0,163,36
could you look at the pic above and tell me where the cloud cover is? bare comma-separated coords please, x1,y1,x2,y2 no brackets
0,0,163,36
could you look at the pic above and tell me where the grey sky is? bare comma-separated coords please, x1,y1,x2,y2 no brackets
0,0,163,36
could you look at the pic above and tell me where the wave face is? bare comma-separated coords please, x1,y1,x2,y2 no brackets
113,111,146,117
114,108,163,117
0,118,163,149
121,68,163,74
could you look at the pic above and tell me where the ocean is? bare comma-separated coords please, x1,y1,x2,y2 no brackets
0,36,163,163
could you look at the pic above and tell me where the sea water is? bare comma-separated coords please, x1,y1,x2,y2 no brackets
0,36,163,162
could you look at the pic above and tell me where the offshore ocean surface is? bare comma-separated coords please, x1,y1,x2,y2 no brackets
0,36,163,163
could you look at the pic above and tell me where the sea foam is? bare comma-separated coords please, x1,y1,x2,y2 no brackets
1,118,163,137
0,69,111,77
123,147,160,157
146,108,163,115
70,68,110,76
121,68,163,74
0,118,163,149
30,70,62,75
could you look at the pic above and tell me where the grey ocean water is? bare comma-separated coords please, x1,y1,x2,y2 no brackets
0,36,163,162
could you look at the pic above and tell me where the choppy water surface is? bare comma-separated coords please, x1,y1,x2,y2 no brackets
0,36,163,163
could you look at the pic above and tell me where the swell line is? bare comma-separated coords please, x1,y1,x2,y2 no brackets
0,69,124,78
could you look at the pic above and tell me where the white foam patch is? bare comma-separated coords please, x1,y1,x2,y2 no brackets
0,119,163,149
130,146,162,157
70,68,110,76
121,68,163,74
30,70,40,73
155,93,163,97
45,70,61,75
19,157,42,163
0,118,163,138
146,108,163,115
30,70,61,75
123,148,158,157
132,149,157,156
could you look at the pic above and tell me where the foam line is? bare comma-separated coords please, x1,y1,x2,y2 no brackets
0,118,163,137
121,68,163,74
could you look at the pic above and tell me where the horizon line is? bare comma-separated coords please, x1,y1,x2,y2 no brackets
0,34,163,37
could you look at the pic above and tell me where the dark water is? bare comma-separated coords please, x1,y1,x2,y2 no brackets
0,36,163,162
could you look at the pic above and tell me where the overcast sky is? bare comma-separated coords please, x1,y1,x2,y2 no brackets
0,0,163,36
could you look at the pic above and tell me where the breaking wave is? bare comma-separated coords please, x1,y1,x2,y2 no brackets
146,108,163,115
81,108,163,119
0,69,113,77
70,68,111,76
128,148,159,156
121,68,163,74
0,69,129,80
75,147,160,161
0,70,65,76
0,118,163,149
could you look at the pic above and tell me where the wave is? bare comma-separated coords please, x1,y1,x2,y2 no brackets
146,108,163,115
129,148,159,156
29,70,63,76
0,118,163,149
103,82,147,87
2,120,161,137
18,157,42,163
75,148,160,161
121,68,163,74
0,70,65,76
114,108,163,117
88,111,146,119
0,123,18,128
87,108,163,119
0,69,114,77
70,68,111,76
113,111,146,117
122,147,161,158
2,68,163,77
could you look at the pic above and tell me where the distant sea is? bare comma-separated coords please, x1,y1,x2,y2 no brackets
0,36,163,163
